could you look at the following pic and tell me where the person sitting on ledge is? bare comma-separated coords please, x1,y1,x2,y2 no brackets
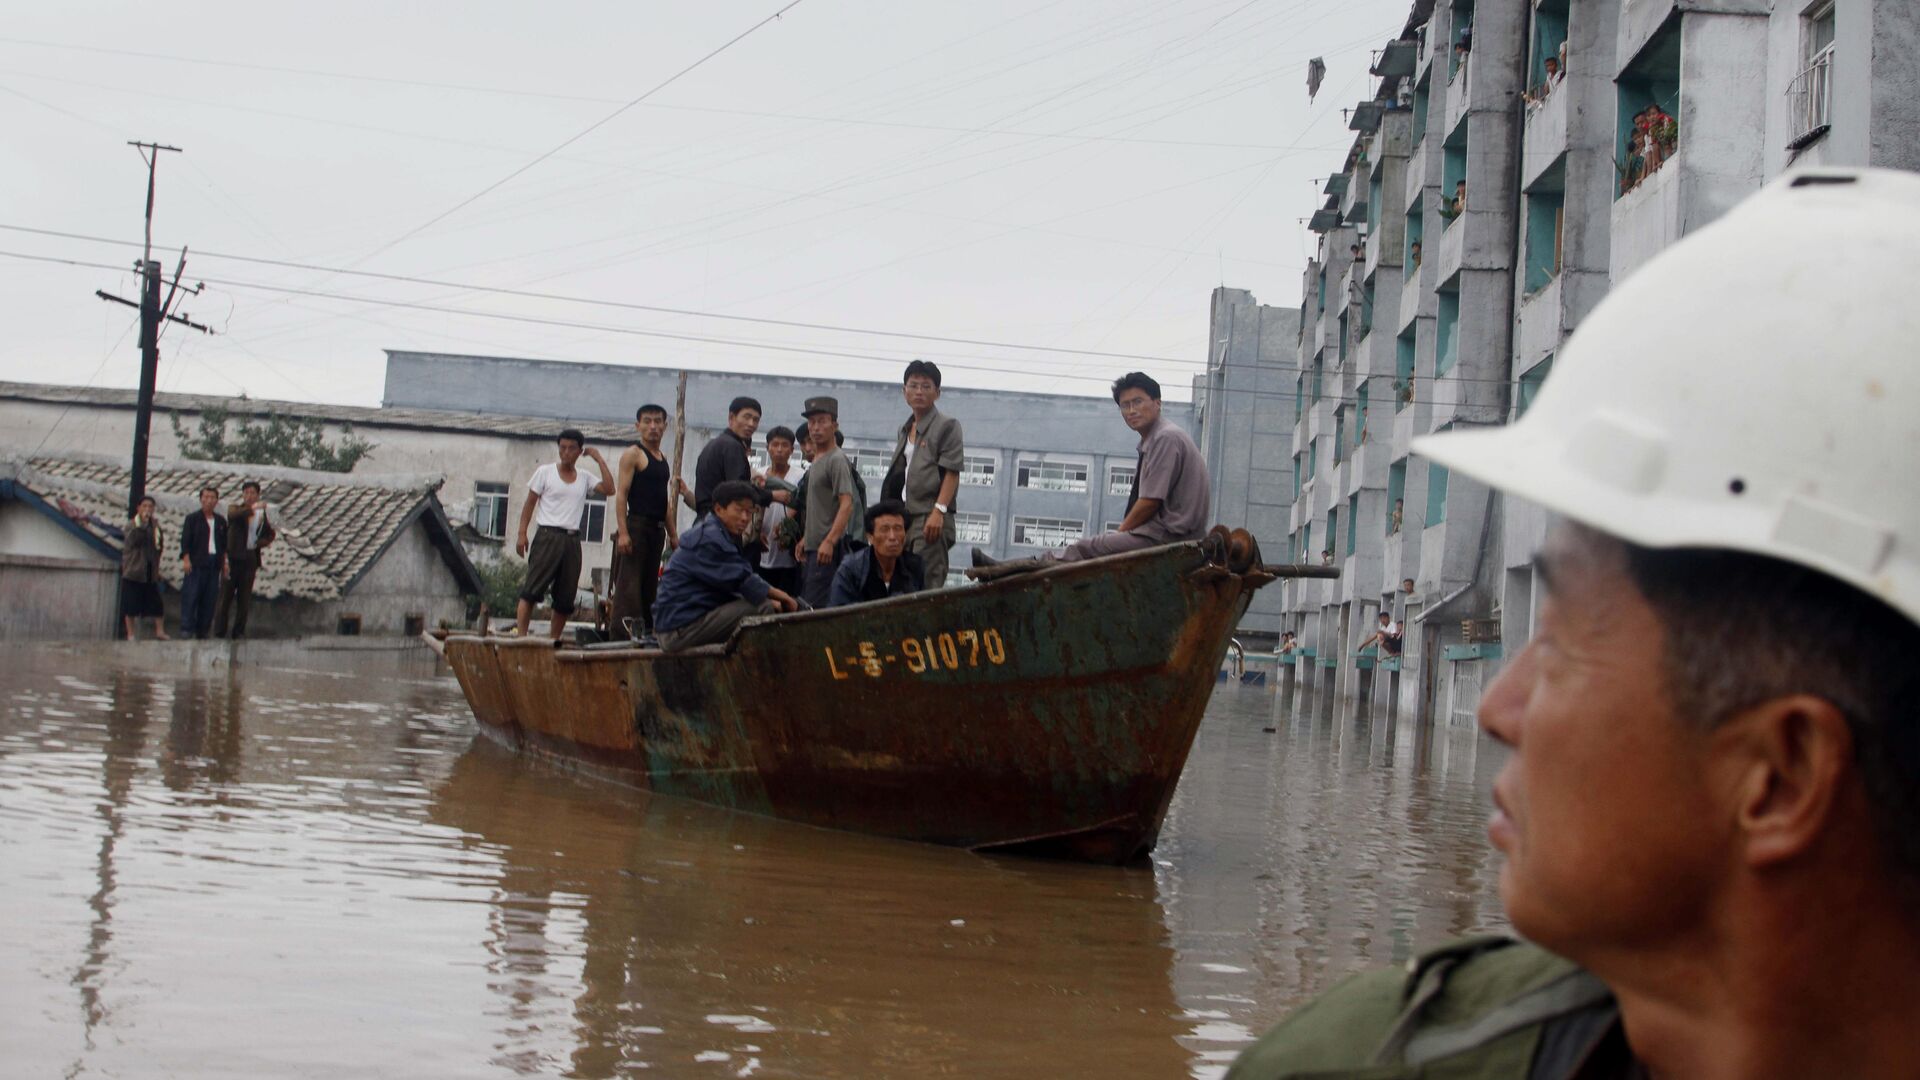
652,480,797,652
828,500,925,607
973,372,1211,575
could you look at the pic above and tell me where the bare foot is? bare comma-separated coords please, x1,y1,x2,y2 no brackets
156,632,171,641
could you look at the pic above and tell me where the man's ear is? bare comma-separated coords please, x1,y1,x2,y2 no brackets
1716,696,1854,869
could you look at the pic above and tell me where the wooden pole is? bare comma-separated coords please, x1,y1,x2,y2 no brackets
669,370,689,517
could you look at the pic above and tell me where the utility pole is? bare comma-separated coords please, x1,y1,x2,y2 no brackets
94,141,210,515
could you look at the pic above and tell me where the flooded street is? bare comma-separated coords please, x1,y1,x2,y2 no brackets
1,644,1507,1078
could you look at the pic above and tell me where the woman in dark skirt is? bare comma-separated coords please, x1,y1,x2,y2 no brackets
121,495,169,640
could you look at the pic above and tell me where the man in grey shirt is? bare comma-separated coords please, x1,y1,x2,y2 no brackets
799,395,858,607
979,371,1210,568
884,359,964,588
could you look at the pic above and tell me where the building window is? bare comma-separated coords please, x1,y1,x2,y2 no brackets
1311,354,1324,402
1440,120,1469,227
960,454,997,487
1616,18,1681,198
1012,515,1084,548
1517,356,1554,418
1388,459,1407,535
845,447,892,483
1405,194,1424,269
944,570,971,588
1324,506,1339,561
1788,3,1835,149
1015,459,1088,493
581,494,608,544
1436,289,1461,376
1523,186,1565,295
1334,408,1347,465
1427,458,1451,527
1356,384,1370,446
1104,521,1124,533
954,512,993,544
1395,330,1416,412
474,481,509,539
1107,464,1136,496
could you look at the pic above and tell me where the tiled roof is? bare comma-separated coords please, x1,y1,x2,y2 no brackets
5,452,480,601
0,380,633,441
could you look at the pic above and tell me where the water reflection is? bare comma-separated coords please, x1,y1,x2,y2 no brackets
0,647,1507,1079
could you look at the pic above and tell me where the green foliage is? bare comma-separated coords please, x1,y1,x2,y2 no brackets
169,401,374,473
467,558,526,623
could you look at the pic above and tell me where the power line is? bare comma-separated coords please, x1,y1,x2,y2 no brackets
0,247,1536,405
358,0,808,264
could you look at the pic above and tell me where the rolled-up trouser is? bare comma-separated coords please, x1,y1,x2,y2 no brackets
520,527,583,615
799,546,843,608
906,513,954,588
1041,530,1159,563
657,597,777,652
610,516,667,638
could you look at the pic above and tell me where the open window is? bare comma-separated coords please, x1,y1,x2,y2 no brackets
1523,156,1566,295
1394,330,1416,413
1616,14,1681,198
1436,287,1461,376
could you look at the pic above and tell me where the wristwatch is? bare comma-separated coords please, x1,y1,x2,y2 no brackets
934,502,949,514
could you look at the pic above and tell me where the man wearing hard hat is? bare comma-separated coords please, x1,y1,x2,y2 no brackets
1230,169,1920,1078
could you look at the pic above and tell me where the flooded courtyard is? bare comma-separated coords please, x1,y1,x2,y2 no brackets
1,644,1508,1078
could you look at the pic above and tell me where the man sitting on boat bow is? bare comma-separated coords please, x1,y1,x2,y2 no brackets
828,500,925,608
652,481,799,652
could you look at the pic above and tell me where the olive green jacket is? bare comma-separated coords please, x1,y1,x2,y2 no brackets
1228,938,1631,1080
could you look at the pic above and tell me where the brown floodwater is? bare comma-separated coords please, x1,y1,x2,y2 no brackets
0,644,1508,1078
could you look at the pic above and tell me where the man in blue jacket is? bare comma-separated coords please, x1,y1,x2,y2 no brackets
828,500,924,607
653,481,797,652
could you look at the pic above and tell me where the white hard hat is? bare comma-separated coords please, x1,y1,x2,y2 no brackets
1414,167,1920,624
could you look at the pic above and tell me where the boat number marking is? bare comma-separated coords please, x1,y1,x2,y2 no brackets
824,628,1007,680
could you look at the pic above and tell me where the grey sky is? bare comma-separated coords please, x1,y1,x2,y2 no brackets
1,1,1404,405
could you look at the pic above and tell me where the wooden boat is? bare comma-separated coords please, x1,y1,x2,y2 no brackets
432,536,1315,863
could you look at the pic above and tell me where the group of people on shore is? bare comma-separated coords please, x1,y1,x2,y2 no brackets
509,362,1210,652
119,481,275,641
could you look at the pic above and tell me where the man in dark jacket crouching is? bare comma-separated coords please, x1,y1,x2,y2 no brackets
652,481,797,652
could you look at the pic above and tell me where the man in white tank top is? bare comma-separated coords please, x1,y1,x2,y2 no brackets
515,428,613,638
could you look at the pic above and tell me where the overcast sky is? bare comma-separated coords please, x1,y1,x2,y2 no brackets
1,1,1403,406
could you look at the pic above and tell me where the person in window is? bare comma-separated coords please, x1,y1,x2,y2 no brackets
828,501,924,608
1277,631,1299,657
1409,239,1422,267
972,372,1210,571
653,480,797,652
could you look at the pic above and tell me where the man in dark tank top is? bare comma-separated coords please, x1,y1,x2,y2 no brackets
611,403,678,642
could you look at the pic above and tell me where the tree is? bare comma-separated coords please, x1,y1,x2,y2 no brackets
170,401,374,473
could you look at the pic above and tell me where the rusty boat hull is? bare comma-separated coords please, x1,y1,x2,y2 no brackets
437,540,1271,863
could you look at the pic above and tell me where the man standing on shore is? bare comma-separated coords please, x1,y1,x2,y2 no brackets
215,480,275,640
884,360,963,589
798,396,857,608
515,429,613,639
611,405,677,642
178,484,225,640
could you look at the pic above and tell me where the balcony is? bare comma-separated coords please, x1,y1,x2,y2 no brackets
1398,263,1424,335
1785,46,1833,151
1521,78,1569,191
1610,144,1681,282
1444,60,1473,137
1436,203,1466,282
1404,142,1429,208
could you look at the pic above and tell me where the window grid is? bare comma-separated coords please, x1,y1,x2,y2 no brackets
961,454,998,486
1107,464,1136,497
845,447,892,483
473,481,509,539
581,494,608,544
954,512,994,544
1015,459,1088,493
1012,515,1085,548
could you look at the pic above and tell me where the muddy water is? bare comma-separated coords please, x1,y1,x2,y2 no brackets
0,645,1507,1078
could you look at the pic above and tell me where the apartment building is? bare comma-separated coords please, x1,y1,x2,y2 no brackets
1268,0,1919,726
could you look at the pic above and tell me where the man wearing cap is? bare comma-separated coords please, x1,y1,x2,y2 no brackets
653,480,798,652
883,360,964,589
798,396,858,608
1230,170,1920,1078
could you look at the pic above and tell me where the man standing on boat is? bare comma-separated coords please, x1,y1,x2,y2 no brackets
798,396,858,608
883,360,964,589
973,371,1209,572
515,428,614,639
755,425,804,599
654,480,798,651
828,500,924,607
611,404,678,642
682,396,766,522
1230,171,1920,1078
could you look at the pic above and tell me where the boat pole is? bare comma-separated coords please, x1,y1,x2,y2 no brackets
670,370,688,521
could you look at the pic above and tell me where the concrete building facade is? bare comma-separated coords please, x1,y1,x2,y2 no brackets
1262,0,1919,726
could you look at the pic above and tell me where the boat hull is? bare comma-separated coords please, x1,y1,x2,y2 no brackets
440,541,1267,863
